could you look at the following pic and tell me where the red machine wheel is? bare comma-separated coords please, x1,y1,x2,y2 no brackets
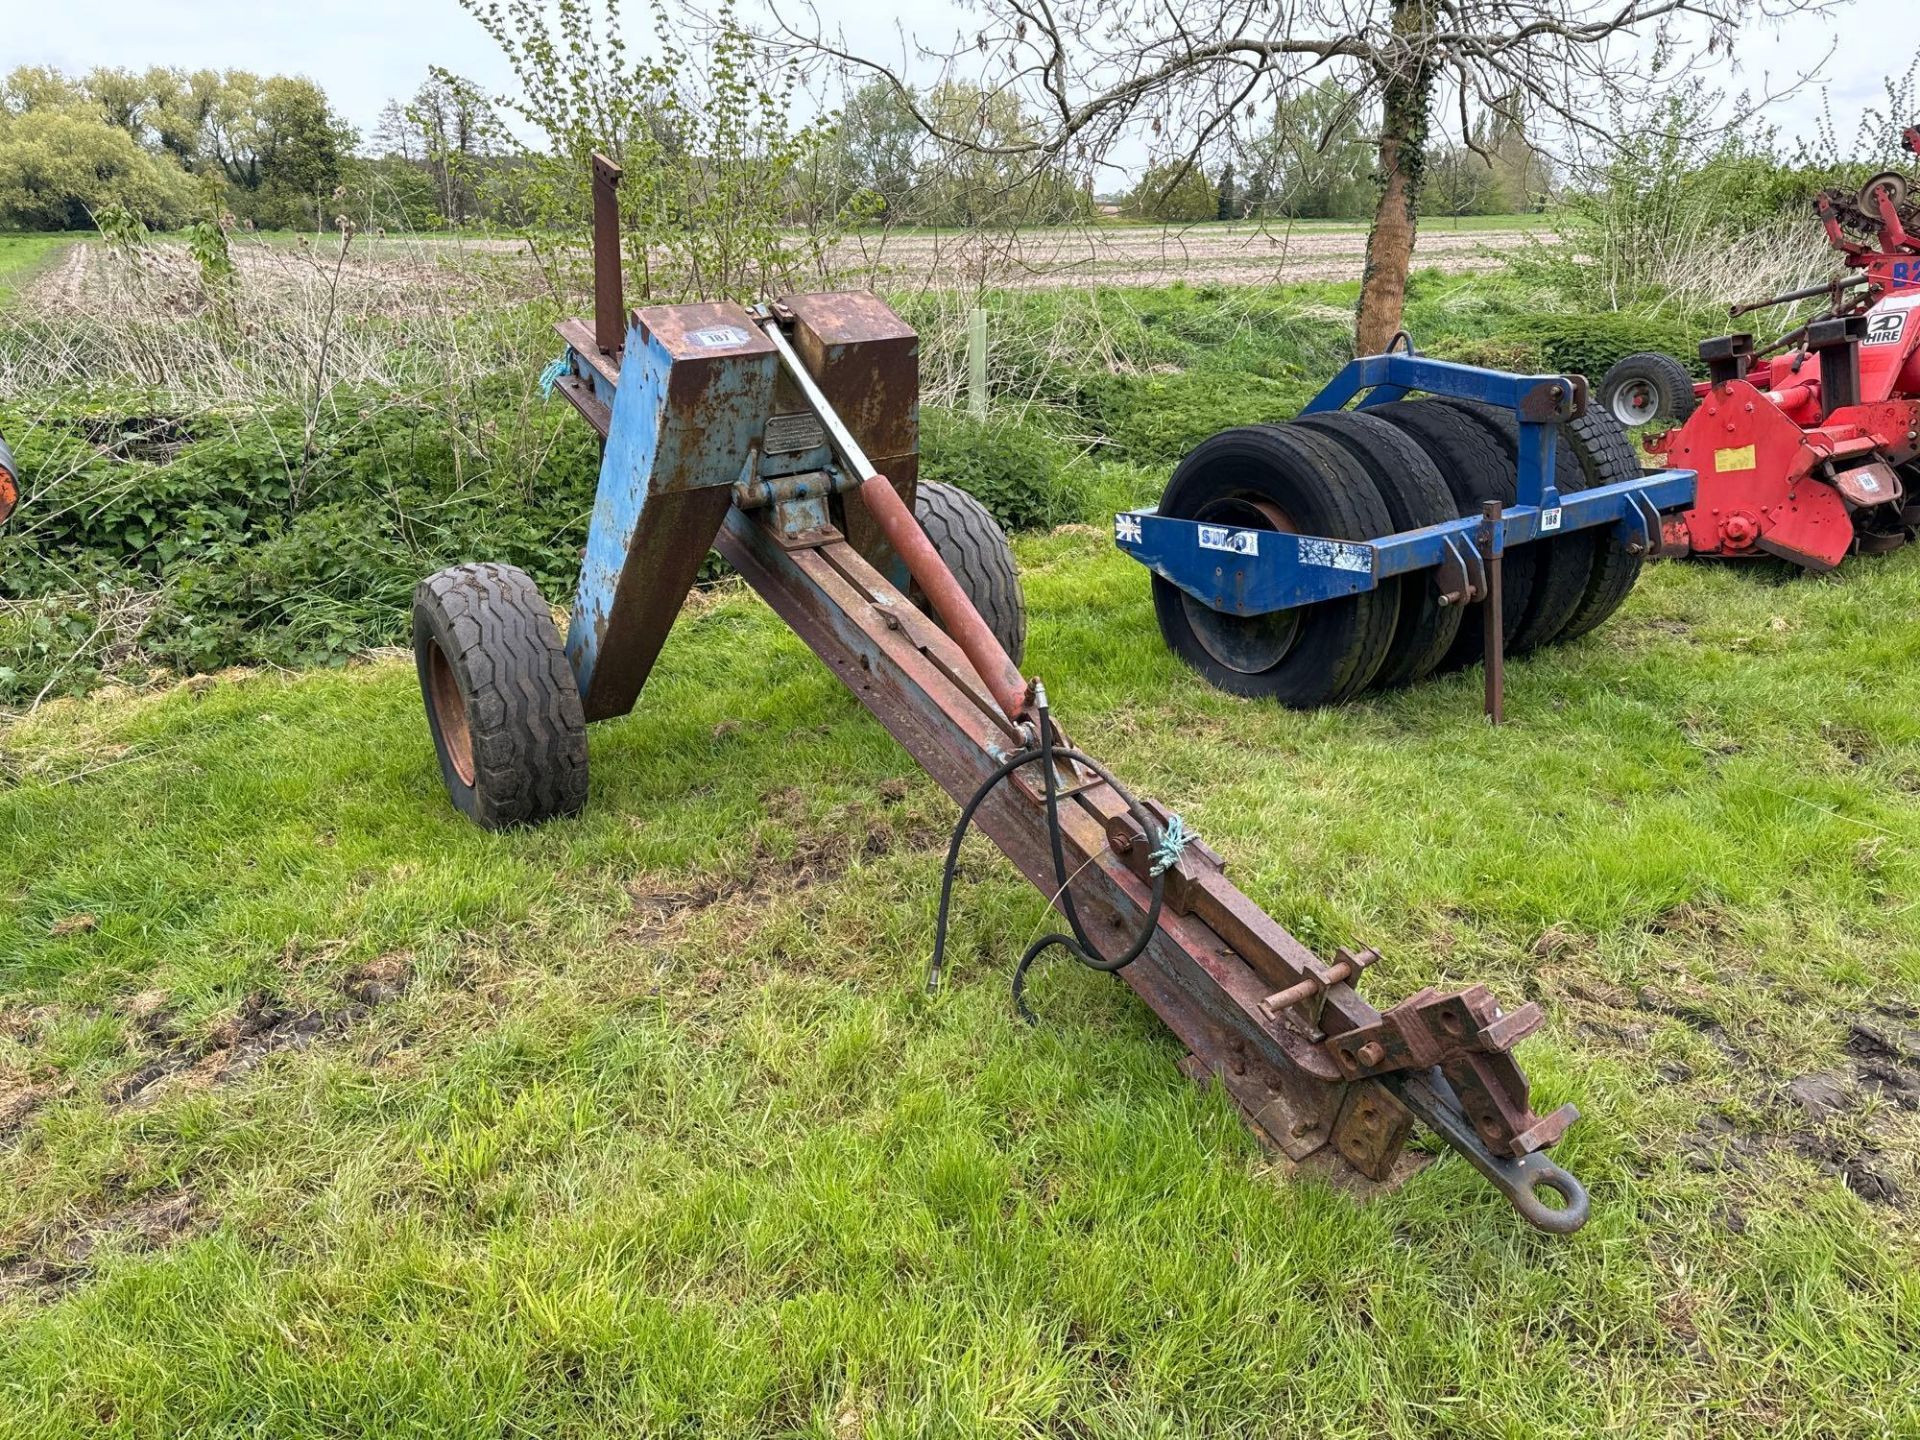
1598,352,1697,429
412,562,588,829
1291,409,1463,686
1151,425,1399,706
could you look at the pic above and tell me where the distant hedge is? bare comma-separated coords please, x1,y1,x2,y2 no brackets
1432,311,1702,381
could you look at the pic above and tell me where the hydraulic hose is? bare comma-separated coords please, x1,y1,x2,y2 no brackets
926,685,1178,1022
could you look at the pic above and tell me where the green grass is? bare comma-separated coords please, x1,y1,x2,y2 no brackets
2,528,1917,1436
0,233,85,305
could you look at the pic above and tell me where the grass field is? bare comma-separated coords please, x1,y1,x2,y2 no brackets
2,522,1917,1435
0,234,85,305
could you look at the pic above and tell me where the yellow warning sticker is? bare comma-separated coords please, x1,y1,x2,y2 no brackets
1715,444,1757,472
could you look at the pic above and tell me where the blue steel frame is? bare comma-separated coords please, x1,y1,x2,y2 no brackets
1112,351,1696,617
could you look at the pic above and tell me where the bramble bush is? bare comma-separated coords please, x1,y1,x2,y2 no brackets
918,407,1085,531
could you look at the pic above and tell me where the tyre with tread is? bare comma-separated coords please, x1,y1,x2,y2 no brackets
1598,352,1697,429
413,562,588,830
913,480,1027,666
1291,409,1462,687
1151,424,1399,707
1557,406,1648,641
1369,400,1537,670
1434,398,1595,655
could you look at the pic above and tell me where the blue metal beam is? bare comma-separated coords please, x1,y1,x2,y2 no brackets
1115,470,1695,615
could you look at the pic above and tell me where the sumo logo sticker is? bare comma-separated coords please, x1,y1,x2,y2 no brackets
1197,525,1260,556
1864,312,1907,347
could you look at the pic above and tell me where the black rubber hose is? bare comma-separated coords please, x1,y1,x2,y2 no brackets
925,693,1174,1023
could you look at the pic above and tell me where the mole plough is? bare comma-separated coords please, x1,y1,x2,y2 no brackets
410,157,1591,1233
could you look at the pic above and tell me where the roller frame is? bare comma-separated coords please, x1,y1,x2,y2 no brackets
1113,350,1697,618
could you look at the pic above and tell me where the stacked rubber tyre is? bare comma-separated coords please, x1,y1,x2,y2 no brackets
1151,399,1646,707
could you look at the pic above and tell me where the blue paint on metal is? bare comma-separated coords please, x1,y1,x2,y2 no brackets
1117,478,1695,615
1120,351,1698,617
563,310,777,700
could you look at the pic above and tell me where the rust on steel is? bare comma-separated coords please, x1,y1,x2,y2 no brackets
783,293,920,579
1480,500,1505,725
590,153,625,357
713,499,1587,1230
756,312,1032,723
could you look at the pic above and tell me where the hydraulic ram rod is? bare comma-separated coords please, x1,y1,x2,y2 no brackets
757,314,1033,724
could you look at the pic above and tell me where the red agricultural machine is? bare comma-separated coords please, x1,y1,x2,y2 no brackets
409,157,1592,1233
0,433,17,528
1599,124,1920,572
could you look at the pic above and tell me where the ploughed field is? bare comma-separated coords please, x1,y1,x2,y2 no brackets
20,217,1535,313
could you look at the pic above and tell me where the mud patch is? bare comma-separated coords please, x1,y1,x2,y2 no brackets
1845,1012,1920,1110
0,1188,204,1303
344,952,413,1006
104,966,413,1112
1636,983,1745,1061
618,791,945,948
1684,1006,1920,1210
0,1080,58,1136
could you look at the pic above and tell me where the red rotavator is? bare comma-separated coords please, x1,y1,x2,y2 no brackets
1599,125,1920,571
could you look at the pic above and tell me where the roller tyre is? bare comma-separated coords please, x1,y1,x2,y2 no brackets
1151,425,1399,707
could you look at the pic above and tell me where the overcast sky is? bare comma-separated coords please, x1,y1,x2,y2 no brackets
3,0,1907,157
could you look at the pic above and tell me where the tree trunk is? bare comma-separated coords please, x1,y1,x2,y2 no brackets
1355,0,1434,354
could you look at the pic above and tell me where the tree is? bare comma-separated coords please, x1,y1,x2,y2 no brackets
1215,159,1236,221
457,0,845,302
1243,80,1376,220
768,1,1837,351
0,105,195,229
254,77,356,228
815,78,924,220
1127,161,1216,222
404,73,498,225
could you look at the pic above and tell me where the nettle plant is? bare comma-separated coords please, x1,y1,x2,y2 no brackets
461,0,844,304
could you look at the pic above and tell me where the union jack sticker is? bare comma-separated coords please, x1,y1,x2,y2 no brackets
1115,513,1143,544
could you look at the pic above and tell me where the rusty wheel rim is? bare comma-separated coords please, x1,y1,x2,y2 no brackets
1180,494,1299,674
426,640,476,787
